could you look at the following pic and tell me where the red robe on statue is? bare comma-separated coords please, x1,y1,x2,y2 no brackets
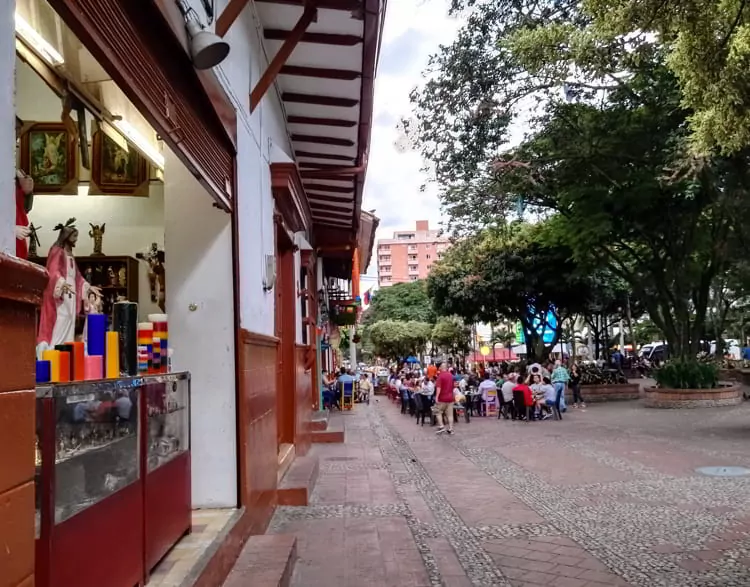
15,180,28,259
37,245,86,348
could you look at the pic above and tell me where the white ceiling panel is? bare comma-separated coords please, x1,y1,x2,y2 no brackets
255,5,365,37
278,75,361,101
265,40,363,71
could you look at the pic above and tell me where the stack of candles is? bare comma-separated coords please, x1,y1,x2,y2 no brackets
35,309,169,384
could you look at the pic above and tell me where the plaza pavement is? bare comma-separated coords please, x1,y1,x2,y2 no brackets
269,395,750,587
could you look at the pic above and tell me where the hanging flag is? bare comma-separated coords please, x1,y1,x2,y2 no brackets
363,288,372,305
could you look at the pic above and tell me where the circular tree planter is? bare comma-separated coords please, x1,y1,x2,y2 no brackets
564,383,640,403
643,383,742,409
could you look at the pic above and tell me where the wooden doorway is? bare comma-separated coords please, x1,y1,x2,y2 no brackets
275,224,296,449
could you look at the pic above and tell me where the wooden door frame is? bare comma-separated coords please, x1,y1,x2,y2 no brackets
275,220,296,448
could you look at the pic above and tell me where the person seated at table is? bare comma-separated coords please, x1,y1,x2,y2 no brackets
512,374,535,420
358,373,372,404
500,372,517,420
538,376,559,420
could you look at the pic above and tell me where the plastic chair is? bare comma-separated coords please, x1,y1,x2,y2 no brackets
340,381,355,411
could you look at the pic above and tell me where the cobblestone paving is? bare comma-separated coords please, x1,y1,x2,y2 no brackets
270,398,750,587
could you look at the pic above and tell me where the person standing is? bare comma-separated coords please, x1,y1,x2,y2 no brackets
570,364,586,408
434,363,455,435
550,360,570,418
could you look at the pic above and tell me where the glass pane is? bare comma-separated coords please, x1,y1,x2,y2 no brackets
145,376,189,472
53,386,139,524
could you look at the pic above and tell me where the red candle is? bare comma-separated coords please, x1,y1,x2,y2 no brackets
58,351,70,382
70,341,85,381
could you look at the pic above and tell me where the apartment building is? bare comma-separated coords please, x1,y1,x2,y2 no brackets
377,220,451,286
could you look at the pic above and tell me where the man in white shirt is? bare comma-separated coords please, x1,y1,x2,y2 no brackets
500,373,517,420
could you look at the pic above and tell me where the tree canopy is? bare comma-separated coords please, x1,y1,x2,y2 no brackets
431,316,472,356
368,320,433,361
361,280,436,325
427,223,589,361
409,1,750,360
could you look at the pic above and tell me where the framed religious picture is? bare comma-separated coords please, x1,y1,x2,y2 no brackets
19,122,78,194
90,130,149,196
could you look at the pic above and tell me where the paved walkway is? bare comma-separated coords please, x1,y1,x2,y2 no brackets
269,398,750,587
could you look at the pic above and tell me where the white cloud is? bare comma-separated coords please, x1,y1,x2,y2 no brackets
362,0,462,277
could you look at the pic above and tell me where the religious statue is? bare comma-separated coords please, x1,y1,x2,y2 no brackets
15,117,34,259
118,266,127,287
136,243,166,312
89,223,105,256
28,223,41,259
37,218,102,357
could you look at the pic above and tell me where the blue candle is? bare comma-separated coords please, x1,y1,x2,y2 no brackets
36,360,51,384
87,313,107,356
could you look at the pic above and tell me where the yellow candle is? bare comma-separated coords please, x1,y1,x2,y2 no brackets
42,350,60,382
106,331,120,378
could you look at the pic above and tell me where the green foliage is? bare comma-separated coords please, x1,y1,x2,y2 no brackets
655,360,719,390
361,281,436,325
368,320,432,361
427,223,589,361
431,316,472,356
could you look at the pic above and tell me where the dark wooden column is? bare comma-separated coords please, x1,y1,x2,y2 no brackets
0,254,47,587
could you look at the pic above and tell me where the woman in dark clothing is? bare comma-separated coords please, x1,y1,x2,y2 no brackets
570,364,585,408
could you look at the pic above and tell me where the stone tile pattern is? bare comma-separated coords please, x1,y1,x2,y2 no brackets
265,398,750,587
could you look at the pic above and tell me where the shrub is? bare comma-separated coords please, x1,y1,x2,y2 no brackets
655,360,719,389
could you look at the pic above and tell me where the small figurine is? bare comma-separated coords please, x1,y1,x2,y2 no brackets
107,266,117,286
84,266,93,284
28,223,41,258
136,243,166,312
118,266,127,287
89,223,105,256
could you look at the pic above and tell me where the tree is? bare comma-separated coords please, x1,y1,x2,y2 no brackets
409,3,750,360
431,316,472,357
368,320,433,362
427,224,589,361
361,281,436,325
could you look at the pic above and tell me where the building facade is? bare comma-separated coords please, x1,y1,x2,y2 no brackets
376,220,451,286
0,1,383,586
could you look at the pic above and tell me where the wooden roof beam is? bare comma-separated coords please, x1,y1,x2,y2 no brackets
296,151,356,161
282,92,358,107
264,29,362,46
292,134,354,146
250,5,318,113
281,65,361,80
287,115,357,127
256,0,363,12
216,0,251,37
304,183,354,194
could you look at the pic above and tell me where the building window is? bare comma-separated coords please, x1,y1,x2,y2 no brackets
408,255,417,261
426,254,431,259
408,265,418,272
426,244,431,249
383,276,391,282
380,265,391,273
409,276,418,281
380,245,390,251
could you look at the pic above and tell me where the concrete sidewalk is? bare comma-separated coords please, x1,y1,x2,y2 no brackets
267,398,750,587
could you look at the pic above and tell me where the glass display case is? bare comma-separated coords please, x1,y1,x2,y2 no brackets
35,378,140,529
35,372,191,587
145,375,189,472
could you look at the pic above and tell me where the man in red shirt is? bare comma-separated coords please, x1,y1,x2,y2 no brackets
434,363,455,435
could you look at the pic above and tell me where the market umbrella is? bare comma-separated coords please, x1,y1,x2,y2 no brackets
405,356,420,364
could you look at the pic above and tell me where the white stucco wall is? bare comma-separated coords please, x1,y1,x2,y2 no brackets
163,146,237,508
1,0,15,255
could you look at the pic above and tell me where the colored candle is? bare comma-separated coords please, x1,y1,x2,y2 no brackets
36,360,51,384
113,302,138,376
87,313,107,356
148,314,168,373
138,322,154,373
84,355,103,380
55,344,73,378
106,331,120,378
152,337,161,372
71,342,85,381
42,350,60,382
57,351,70,382
137,345,149,374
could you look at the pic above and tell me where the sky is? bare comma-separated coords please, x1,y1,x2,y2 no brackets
361,0,463,278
